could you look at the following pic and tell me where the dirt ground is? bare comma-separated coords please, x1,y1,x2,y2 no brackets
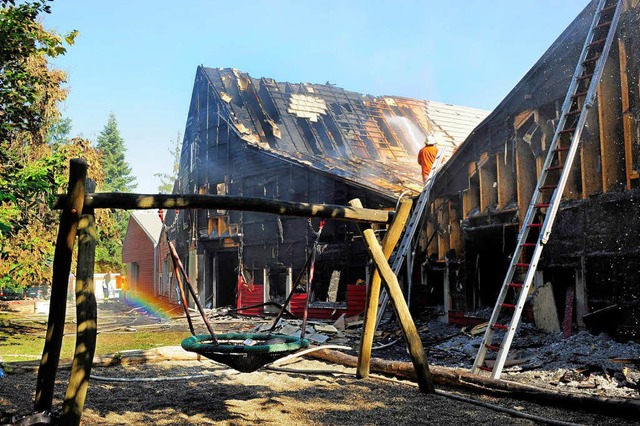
1,301,639,425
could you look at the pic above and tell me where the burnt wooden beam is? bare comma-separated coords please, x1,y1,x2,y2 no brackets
515,138,536,226
425,207,437,258
581,111,602,197
478,153,497,213
598,40,625,192
497,150,516,209
308,349,640,418
436,197,449,256
53,193,395,224
448,201,463,255
618,38,638,188
462,161,480,217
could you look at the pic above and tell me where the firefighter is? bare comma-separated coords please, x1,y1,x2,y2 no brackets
417,135,439,184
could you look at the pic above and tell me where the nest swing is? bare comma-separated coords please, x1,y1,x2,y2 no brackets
162,211,322,373
181,333,309,373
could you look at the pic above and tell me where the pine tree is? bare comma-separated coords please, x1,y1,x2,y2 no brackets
94,113,136,272
96,113,137,192
154,132,181,194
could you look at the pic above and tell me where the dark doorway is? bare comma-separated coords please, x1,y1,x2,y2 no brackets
215,251,238,308
464,224,518,309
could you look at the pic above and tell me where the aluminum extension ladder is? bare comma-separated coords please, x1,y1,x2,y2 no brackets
472,0,623,379
375,149,445,327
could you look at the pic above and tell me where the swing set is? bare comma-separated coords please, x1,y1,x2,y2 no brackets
160,212,328,373
25,159,433,425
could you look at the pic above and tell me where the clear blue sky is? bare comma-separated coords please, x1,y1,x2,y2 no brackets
43,0,589,193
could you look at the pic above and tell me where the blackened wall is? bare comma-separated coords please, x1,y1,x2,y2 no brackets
543,189,640,337
171,67,395,303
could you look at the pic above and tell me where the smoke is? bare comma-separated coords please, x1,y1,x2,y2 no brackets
385,115,426,153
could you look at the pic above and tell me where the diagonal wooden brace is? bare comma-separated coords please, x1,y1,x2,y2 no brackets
355,198,413,379
349,198,434,394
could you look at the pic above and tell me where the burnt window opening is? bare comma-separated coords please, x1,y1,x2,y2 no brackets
361,136,381,161
329,102,343,115
463,225,518,310
540,267,576,331
310,267,347,305
322,116,349,156
243,267,264,286
375,117,402,149
311,120,340,157
267,267,291,303
297,118,323,156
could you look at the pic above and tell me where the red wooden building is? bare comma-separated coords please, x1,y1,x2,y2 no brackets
122,211,164,298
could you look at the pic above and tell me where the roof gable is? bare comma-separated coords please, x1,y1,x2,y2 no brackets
129,210,163,245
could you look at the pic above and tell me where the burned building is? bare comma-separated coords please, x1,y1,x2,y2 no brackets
428,0,640,340
161,66,488,312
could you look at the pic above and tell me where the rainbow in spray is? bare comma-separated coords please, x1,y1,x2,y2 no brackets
122,291,179,322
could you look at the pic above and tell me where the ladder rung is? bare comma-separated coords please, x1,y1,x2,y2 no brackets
515,263,530,268
554,146,570,152
521,243,536,247
583,55,600,64
577,74,594,81
588,38,606,48
528,223,543,228
559,127,576,134
596,20,612,29
566,109,582,116
478,365,492,372
501,303,516,309
485,344,500,351
572,91,588,99
546,164,565,171
601,4,616,12
534,203,550,208
492,323,509,330
508,283,524,288
540,185,557,191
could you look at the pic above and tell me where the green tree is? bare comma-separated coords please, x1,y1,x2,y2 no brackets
0,0,77,148
96,113,137,192
154,132,181,194
0,0,78,288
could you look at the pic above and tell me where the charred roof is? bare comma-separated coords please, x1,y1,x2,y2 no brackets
197,67,489,198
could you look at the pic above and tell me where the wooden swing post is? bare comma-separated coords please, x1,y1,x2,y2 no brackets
349,198,435,394
61,180,98,426
35,159,87,413
355,198,413,379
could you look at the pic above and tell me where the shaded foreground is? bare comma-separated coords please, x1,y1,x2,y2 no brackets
1,358,638,425
1,301,639,425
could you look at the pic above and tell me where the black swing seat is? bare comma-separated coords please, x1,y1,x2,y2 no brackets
181,333,309,373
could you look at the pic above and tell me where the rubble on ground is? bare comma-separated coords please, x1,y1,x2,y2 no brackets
173,303,640,400
203,306,640,400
